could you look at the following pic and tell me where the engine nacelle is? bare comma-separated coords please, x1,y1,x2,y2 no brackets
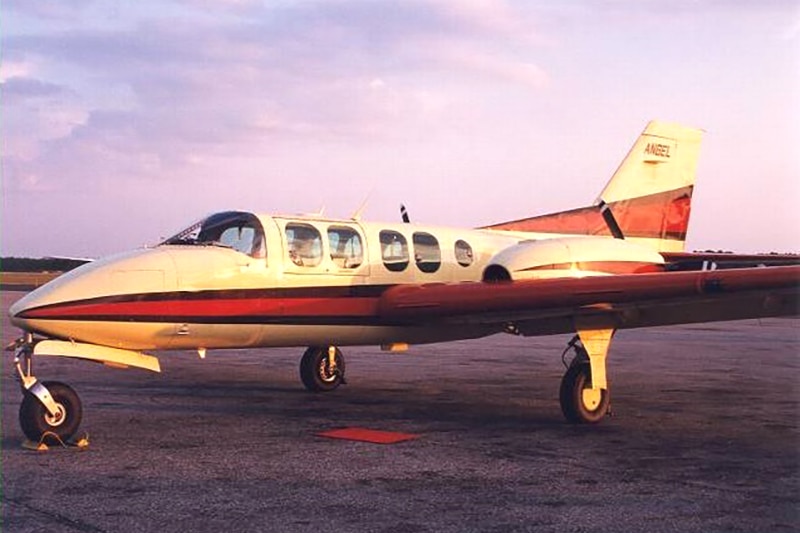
483,237,665,281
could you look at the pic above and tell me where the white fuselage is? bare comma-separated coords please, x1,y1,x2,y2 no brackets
9,212,663,352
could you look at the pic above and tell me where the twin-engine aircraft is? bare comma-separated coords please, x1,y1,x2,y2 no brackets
8,121,799,443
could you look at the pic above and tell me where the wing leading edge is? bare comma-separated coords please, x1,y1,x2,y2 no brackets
378,265,800,336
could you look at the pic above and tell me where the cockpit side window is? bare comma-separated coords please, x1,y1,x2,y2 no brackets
380,230,409,272
328,226,363,269
285,223,322,267
219,226,257,256
161,211,266,260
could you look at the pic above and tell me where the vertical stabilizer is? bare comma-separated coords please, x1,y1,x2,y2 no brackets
484,121,704,253
597,120,703,205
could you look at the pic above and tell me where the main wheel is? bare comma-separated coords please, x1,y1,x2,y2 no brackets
559,363,610,424
19,381,83,443
299,346,345,392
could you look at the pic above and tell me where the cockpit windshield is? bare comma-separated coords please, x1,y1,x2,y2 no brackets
160,211,266,258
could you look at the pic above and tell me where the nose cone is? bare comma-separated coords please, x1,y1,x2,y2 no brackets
8,248,177,340
9,295,31,328
9,277,77,331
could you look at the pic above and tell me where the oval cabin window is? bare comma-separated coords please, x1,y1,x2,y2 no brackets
413,232,441,273
380,230,409,272
455,240,474,267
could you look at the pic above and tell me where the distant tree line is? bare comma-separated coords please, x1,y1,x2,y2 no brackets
1,257,90,272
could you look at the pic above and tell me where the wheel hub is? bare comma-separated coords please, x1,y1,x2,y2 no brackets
318,359,337,382
44,403,66,427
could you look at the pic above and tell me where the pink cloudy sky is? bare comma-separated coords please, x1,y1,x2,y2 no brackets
2,1,798,257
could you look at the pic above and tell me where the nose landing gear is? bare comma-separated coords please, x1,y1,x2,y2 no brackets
19,381,83,444
11,335,83,443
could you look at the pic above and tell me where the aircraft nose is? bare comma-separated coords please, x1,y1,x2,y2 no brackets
9,282,60,332
9,296,29,329
6,248,178,341
10,295,30,325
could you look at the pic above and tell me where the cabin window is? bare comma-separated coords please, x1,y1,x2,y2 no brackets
161,211,267,260
413,232,441,273
328,226,363,269
455,240,474,267
380,230,409,272
286,223,322,267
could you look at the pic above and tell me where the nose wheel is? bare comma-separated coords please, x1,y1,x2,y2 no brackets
299,346,346,392
12,334,84,443
19,381,83,443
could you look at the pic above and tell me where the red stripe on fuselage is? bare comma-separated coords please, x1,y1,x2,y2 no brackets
520,261,664,275
20,294,381,321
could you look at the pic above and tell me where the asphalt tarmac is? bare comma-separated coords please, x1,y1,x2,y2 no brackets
2,290,798,532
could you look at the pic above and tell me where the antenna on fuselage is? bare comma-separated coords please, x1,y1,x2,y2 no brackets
301,206,326,217
350,195,370,221
400,204,410,223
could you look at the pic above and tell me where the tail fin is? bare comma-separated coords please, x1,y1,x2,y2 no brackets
484,120,704,253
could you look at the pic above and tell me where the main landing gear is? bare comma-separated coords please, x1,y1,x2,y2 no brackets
298,333,616,425
558,326,614,424
12,334,83,443
299,346,346,392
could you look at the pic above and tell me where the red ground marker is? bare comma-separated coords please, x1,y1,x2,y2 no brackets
317,427,420,444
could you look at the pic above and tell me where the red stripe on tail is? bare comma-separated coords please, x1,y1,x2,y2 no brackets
484,186,692,241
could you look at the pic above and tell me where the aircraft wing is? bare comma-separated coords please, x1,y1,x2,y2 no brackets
378,265,800,336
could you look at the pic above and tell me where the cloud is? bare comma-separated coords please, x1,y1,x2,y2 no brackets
4,0,97,21
418,40,549,89
3,0,550,191
2,76,66,100
2,1,799,257
0,59,35,81
2,74,87,163
1,0,556,254
433,0,544,44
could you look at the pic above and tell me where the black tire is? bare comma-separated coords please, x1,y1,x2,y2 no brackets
19,381,83,443
559,363,610,424
299,346,345,392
